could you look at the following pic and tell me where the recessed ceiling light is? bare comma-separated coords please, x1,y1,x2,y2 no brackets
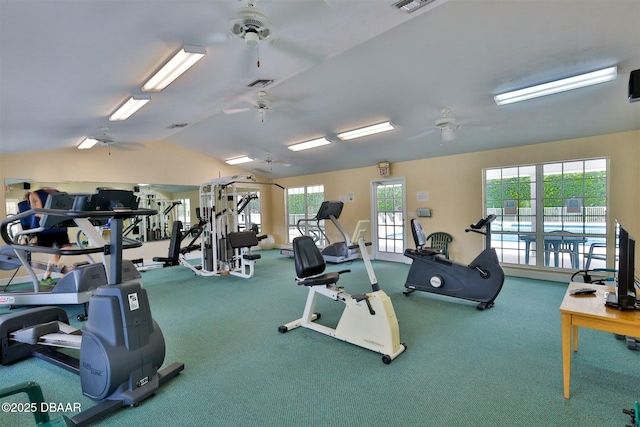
287,137,331,152
494,66,618,106
337,121,395,141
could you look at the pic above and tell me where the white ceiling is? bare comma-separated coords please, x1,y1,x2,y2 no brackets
1,0,639,179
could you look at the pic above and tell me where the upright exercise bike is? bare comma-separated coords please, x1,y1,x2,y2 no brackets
403,215,504,310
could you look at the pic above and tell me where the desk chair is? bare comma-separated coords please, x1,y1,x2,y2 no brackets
425,232,453,259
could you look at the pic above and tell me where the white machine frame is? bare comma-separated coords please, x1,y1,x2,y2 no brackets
279,222,406,364
179,174,262,278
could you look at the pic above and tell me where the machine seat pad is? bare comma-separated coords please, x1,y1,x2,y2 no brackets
293,235,327,278
243,254,261,261
418,248,442,256
227,231,260,249
297,272,340,287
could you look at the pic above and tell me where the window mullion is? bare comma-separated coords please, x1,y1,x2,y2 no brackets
535,164,545,267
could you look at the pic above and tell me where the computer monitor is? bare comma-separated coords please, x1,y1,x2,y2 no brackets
612,220,636,310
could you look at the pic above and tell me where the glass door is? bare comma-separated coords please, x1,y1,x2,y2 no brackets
371,178,406,262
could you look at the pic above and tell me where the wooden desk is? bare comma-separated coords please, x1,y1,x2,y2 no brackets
559,282,640,398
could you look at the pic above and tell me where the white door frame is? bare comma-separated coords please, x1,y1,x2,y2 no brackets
370,177,407,263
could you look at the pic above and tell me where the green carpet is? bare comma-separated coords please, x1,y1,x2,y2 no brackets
1,250,637,426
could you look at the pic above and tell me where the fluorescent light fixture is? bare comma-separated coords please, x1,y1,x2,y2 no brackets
337,121,395,141
394,0,437,13
78,137,99,149
287,137,331,152
225,156,254,165
109,95,151,121
141,45,206,92
494,66,617,106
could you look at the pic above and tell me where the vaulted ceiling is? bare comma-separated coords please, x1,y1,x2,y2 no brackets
1,0,639,178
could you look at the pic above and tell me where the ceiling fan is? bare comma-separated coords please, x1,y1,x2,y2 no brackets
230,1,271,48
88,127,142,154
408,108,462,144
223,90,271,122
224,0,325,68
434,108,461,142
250,152,291,172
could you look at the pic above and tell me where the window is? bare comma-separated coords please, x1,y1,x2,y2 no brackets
175,198,191,229
6,199,19,216
485,158,608,269
286,185,324,244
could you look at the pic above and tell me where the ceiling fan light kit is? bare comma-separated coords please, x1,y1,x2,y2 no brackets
494,65,617,105
244,31,260,47
441,127,456,142
231,6,271,44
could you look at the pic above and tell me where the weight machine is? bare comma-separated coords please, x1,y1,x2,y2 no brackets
135,190,183,242
180,174,281,279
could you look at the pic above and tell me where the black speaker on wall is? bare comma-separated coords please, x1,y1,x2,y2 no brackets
23,182,31,190
630,69,640,103
134,186,140,193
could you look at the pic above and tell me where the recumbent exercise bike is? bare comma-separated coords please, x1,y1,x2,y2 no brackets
403,215,505,310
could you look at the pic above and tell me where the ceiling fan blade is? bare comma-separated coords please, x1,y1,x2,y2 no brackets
223,108,252,114
268,36,324,65
205,31,233,45
407,129,436,141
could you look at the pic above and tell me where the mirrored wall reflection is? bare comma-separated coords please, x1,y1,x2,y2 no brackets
4,180,199,243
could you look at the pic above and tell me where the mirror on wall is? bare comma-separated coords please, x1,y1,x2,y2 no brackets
4,179,199,243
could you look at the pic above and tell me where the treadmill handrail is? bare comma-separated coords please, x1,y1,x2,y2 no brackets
1,207,156,256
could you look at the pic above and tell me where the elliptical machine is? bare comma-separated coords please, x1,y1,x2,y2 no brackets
403,215,504,310
0,188,184,426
